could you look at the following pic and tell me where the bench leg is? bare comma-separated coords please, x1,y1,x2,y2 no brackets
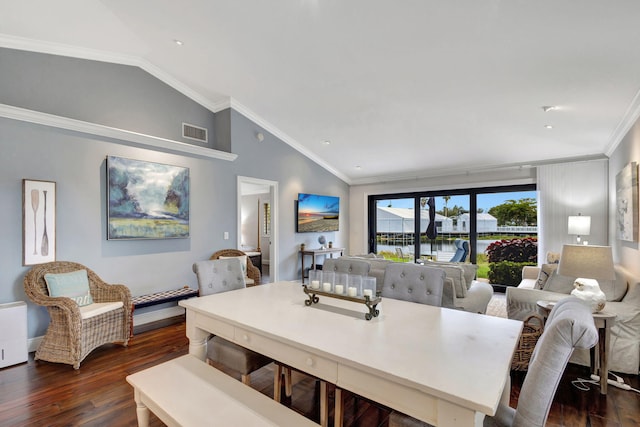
133,388,150,427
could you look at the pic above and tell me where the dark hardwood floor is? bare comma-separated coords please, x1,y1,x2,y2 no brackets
1,317,639,426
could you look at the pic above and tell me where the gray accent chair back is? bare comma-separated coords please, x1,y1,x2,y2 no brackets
499,297,598,427
193,258,246,296
192,258,272,386
381,263,445,306
323,258,371,276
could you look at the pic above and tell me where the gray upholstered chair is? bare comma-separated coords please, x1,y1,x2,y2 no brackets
192,258,271,385
389,297,598,427
381,262,445,306
322,258,371,276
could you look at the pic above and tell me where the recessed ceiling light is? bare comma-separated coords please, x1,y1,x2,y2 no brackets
322,140,331,145
542,105,559,112
544,124,553,129
173,39,184,46
355,165,362,170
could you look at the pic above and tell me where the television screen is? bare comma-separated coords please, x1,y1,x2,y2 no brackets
297,193,340,232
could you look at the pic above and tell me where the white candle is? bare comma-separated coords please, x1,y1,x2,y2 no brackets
335,284,344,294
323,282,332,292
311,280,320,289
363,289,373,298
347,287,357,297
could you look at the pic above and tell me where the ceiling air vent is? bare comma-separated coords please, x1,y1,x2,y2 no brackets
182,123,208,143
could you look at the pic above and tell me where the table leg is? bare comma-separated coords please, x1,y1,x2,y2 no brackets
334,387,344,427
301,253,306,284
185,311,209,361
133,388,150,427
598,320,610,394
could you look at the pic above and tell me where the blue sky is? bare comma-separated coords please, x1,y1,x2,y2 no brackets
378,191,536,213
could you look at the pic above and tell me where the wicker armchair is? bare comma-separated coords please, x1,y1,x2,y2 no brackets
210,249,261,286
23,261,132,369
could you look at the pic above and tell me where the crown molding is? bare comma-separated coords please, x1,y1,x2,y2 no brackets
0,103,237,161
605,85,640,157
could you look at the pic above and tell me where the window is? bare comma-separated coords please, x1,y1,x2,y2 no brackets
368,185,537,277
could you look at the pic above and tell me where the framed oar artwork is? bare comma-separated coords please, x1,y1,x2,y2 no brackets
22,179,56,265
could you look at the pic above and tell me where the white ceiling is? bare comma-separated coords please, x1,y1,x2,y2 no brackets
3,0,640,185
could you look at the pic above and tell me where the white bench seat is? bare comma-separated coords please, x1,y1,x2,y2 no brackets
126,355,318,427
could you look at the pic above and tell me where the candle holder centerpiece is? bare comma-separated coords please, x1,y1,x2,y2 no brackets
303,274,381,320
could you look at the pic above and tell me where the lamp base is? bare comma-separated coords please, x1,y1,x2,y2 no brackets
571,278,606,313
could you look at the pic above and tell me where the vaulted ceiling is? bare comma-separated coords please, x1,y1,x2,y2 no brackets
3,1,640,184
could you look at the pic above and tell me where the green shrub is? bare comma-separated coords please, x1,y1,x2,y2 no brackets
488,261,535,285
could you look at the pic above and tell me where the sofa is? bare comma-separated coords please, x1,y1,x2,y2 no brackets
340,255,493,314
507,261,640,374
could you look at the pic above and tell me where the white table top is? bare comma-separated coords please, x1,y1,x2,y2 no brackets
180,281,522,418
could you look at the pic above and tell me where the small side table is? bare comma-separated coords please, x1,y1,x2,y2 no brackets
537,300,616,394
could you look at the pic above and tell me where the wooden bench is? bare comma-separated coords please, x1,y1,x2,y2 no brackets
126,355,319,427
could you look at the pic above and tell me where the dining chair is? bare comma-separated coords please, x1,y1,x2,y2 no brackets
380,262,446,306
192,258,271,385
322,258,371,276
388,297,599,427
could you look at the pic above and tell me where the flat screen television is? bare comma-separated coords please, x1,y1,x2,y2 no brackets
297,193,340,233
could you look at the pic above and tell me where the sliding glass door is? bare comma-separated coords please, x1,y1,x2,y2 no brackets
368,185,537,277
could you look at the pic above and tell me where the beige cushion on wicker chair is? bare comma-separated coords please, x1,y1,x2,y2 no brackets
211,249,261,286
23,261,132,370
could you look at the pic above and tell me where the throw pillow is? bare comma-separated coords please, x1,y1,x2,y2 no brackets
542,270,576,294
424,261,467,298
426,260,478,290
44,269,94,306
218,255,248,275
535,264,558,290
546,251,561,264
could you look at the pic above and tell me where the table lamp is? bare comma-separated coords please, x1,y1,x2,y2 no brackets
568,214,591,244
557,244,614,312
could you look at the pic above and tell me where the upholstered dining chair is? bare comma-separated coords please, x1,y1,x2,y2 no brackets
193,258,271,385
389,297,599,427
322,258,371,276
381,262,446,306
210,248,261,286
23,261,132,369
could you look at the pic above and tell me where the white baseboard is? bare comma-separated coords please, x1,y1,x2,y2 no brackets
27,306,185,353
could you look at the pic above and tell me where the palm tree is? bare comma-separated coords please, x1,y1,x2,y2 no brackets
443,196,451,217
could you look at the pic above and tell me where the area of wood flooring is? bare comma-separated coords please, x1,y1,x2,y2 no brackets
0,317,638,426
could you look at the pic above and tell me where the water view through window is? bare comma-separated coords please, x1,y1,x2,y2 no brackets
369,186,537,278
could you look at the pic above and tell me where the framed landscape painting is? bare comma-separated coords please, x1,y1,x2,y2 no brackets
616,161,638,242
107,156,190,240
23,179,56,265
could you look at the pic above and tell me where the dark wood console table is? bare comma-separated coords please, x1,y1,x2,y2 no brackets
300,247,344,283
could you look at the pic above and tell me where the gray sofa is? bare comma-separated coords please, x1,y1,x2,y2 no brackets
507,263,640,374
340,255,493,314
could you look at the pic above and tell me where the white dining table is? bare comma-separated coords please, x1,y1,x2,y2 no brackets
179,281,522,426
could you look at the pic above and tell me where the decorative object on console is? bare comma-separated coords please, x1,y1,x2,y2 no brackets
568,213,591,245
107,156,189,240
296,193,339,232
22,179,56,266
616,161,638,242
318,235,326,249
557,244,615,312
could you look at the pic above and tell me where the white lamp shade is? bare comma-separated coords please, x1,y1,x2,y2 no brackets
557,244,615,281
568,215,591,236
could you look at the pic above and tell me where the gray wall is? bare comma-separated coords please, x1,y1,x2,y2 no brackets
0,48,348,339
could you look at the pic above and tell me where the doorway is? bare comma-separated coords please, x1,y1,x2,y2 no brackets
237,176,278,282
